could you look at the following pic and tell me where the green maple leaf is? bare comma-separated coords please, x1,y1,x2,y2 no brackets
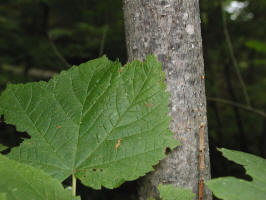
0,55,179,189
206,148,266,200
0,154,79,200
158,184,195,200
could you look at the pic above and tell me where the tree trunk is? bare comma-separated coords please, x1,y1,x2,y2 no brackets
123,1,212,199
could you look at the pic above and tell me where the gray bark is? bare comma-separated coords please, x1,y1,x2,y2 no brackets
123,0,212,200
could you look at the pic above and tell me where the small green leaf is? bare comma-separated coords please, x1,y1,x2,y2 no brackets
245,40,266,54
0,144,8,152
206,148,266,200
158,184,195,200
0,55,179,189
0,154,80,200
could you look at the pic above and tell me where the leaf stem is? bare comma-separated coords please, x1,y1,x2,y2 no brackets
72,173,76,197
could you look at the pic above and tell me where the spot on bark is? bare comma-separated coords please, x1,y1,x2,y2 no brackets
160,0,167,6
185,24,194,35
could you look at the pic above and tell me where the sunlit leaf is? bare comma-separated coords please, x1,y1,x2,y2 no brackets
245,40,266,54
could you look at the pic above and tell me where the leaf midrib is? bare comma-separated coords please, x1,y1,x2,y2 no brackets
72,62,117,171
75,63,154,169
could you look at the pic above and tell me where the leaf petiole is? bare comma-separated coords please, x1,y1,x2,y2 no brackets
72,173,76,197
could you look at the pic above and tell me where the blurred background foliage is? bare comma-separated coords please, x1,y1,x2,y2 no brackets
0,0,265,199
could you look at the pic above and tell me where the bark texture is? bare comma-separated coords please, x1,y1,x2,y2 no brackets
123,1,212,199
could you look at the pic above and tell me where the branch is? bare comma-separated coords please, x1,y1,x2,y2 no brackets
1,64,56,79
47,33,72,68
220,1,251,106
99,25,109,57
207,97,266,117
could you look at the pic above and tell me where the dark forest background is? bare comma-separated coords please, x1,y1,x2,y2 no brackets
0,0,265,199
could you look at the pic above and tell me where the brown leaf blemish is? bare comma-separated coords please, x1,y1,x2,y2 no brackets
145,103,154,107
115,139,122,149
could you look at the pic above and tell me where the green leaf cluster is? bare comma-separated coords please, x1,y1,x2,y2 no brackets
206,148,266,200
155,149,266,200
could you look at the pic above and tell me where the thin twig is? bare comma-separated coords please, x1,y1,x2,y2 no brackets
207,97,266,117
47,33,72,68
2,64,56,79
99,25,108,57
220,1,251,106
198,123,205,200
